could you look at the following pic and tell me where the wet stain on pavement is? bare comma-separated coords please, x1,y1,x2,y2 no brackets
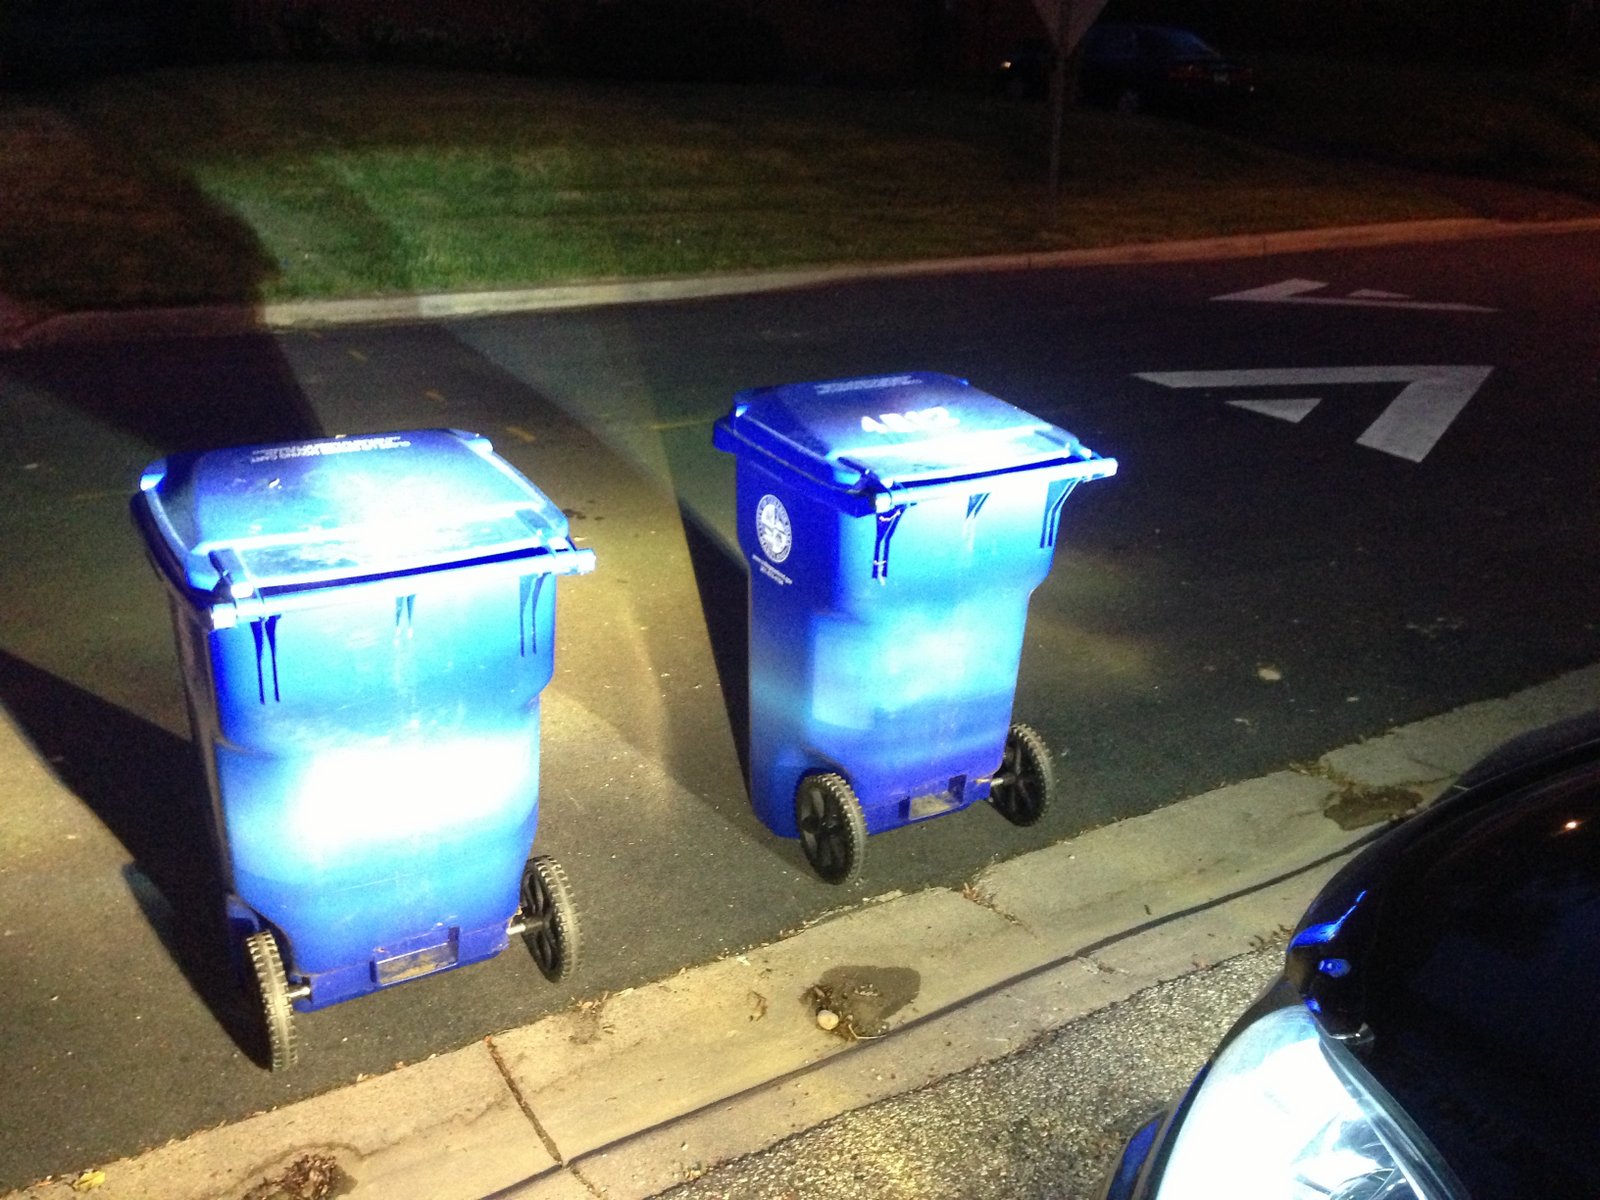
1325,783,1423,830
807,966,921,1040
236,1150,352,1200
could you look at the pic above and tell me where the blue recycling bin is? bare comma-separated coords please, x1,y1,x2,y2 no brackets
132,430,593,1069
713,373,1116,883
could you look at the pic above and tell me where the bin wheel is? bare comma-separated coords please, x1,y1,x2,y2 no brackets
245,929,299,1072
989,723,1055,827
796,773,867,885
520,855,581,983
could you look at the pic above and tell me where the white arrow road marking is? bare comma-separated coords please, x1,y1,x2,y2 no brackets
1227,397,1321,423
1214,278,1497,313
1355,365,1494,462
1137,366,1495,462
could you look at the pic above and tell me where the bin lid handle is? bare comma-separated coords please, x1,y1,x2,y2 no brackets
208,547,255,600
835,456,872,489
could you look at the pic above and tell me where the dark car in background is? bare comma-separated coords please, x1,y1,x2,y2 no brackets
1078,23,1255,116
1102,711,1600,1200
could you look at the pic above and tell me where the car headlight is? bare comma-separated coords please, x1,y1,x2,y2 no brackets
1155,1001,1463,1200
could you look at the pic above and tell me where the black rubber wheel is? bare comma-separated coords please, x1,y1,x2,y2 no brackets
796,773,867,885
245,928,299,1071
989,723,1056,827
520,855,581,982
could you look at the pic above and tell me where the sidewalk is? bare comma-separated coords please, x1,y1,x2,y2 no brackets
11,663,1599,1200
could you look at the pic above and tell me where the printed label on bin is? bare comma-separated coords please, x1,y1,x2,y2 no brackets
136,429,578,594
814,375,921,396
247,434,411,464
717,372,1094,493
753,556,792,586
859,406,958,436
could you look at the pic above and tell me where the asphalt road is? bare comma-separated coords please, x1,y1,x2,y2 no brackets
3,226,1598,1189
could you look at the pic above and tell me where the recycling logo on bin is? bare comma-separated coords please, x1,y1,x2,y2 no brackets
755,493,792,563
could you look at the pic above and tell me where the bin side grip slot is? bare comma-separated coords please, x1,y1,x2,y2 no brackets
394,593,416,638
872,505,907,583
250,614,282,704
1042,478,1080,548
519,573,549,657
964,492,989,547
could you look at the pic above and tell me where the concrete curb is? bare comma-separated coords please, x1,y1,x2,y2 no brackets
8,216,1600,349
11,663,1599,1200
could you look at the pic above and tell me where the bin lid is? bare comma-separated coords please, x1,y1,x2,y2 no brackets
714,372,1108,497
135,430,579,597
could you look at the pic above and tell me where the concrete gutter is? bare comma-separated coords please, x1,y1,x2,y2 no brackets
8,216,1600,349
10,663,1599,1200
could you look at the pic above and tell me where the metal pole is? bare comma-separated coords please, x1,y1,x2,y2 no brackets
1047,0,1069,213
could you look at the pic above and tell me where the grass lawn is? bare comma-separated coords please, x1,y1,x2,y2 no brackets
1,59,1596,315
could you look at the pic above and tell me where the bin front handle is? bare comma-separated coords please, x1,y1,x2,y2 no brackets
207,543,596,630
866,453,1117,514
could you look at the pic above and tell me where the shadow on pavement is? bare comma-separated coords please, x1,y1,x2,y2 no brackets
0,650,260,1058
0,154,324,1065
679,501,750,785
3,333,324,453
432,318,771,839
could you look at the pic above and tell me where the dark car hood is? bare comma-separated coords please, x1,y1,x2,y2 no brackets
1285,712,1600,1200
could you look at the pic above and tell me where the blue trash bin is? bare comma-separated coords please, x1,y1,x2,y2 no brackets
132,429,594,1068
713,373,1116,883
